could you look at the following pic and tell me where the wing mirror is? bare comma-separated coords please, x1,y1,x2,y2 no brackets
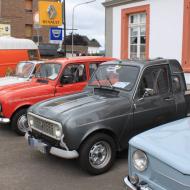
144,88,154,97
60,75,74,85
138,88,155,101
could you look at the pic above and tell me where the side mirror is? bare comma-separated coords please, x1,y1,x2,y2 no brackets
60,75,74,85
144,88,154,97
138,88,154,101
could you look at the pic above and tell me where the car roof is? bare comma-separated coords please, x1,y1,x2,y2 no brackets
44,56,116,65
101,58,171,68
0,36,38,50
19,61,44,65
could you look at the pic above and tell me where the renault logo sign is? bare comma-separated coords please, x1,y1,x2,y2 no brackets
39,1,63,26
47,5,57,19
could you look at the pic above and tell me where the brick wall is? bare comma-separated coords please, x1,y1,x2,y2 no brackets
0,0,51,43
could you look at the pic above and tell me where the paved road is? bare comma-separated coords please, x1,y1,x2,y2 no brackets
0,127,128,190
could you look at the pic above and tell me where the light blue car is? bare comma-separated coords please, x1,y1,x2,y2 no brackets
124,117,190,190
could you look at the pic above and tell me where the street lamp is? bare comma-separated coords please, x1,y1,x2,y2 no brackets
71,0,96,57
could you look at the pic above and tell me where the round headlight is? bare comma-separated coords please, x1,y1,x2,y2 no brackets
132,150,148,172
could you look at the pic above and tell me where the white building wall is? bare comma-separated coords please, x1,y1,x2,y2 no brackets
88,47,100,54
112,0,184,61
112,0,190,82
149,0,184,61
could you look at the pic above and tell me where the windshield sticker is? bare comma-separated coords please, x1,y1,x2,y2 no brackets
113,82,130,89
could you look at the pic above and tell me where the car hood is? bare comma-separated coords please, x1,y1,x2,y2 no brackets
130,117,190,175
0,76,27,86
0,80,49,97
29,91,130,126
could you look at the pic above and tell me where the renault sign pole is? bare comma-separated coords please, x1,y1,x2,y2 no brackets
59,0,66,57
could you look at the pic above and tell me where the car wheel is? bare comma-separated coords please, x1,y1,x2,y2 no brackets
11,109,28,136
79,133,116,175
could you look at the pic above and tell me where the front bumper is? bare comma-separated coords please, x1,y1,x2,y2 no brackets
124,177,137,190
124,176,153,190
25,133,79,159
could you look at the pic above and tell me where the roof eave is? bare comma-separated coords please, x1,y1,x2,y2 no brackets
103,0,143,7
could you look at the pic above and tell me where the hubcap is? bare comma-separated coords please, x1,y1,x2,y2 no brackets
17,114,28,133
89,141,112,169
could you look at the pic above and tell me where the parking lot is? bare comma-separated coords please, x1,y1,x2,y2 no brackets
0,127,128,190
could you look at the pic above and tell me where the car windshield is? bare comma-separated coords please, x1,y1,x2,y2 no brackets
35,63,61,80
15,62,34,78
88,64,139,91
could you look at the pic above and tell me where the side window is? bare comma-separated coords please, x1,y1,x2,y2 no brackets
89,63,100,77
156,68,169,94
61,64,87,84
172,75,181,93
137,66,170,98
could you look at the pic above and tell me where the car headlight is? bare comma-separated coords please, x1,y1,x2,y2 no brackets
132,150,148,172
54,127,62,138
28,115,34,127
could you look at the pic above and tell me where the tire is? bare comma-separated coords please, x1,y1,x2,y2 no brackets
79,133,116,175
11,108,28,136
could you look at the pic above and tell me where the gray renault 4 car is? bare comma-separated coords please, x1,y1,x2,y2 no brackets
25,59,190,175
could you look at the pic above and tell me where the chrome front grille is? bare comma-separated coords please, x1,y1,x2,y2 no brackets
33,117,54,136
28,113,62,140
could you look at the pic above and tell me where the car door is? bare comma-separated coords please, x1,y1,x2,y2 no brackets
132,64,176,135
55,63,88,96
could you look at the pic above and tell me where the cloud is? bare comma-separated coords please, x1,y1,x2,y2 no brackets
65,0,105,49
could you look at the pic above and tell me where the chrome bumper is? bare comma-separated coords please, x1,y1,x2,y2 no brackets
0,117,10,124
124,177,137,190
25,133,79,159
124,177,153,190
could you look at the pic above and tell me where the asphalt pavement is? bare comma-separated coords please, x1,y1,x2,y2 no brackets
0,127,128,190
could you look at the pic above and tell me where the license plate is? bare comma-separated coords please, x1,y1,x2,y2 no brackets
28,137,47,154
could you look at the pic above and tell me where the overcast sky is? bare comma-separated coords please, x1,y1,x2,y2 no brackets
65,0,105,49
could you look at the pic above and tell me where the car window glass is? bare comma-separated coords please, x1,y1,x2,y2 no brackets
137,66,170,98
15,62,34,78
35,63,61,80
61,64,86,84
156,68,169,94
89,65,139,91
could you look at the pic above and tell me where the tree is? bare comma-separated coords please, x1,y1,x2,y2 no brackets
64,33,88,46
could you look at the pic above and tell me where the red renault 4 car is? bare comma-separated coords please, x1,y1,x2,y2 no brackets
0,56,116,135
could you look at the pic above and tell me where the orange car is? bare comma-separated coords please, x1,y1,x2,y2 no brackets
0,56,116,135
0,36,40,77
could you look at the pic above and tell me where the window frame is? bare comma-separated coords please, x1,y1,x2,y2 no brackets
135,65,171,99
121,5,150,60
89,62,101,77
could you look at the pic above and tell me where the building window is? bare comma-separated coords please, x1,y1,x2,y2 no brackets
25,24,33,38
25,0,33,12
129,13,146,60
121,5,150,60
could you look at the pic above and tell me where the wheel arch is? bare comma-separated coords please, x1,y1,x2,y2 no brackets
79,128,120,151
10,104,31,121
